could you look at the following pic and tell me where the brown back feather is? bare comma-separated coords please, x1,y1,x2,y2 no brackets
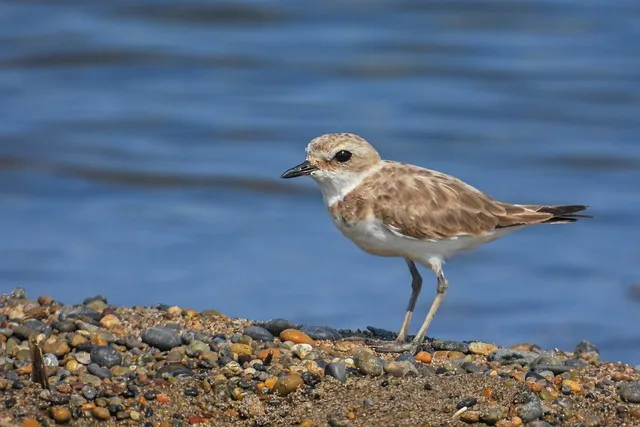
329,162,589,240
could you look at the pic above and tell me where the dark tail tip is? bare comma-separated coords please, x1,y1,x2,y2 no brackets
538,204,593,223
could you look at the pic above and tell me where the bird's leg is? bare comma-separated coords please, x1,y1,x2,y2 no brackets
375,262,448,355
395,259,422,343
407,266,448,351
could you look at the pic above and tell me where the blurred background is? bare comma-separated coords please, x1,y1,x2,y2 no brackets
0,0,639,364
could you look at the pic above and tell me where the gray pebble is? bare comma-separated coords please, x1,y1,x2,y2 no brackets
181,331,195,345
395,354,416,365
83,295,108,305
0,328,14,337
430,339,469,354
82,385,98,400
619,381,640,403
299,325,342,341
263,319,297,336
44,354,59,367
325,363,347,383
354,351,383,376
51,320,77,333
243,326,274,342
461,361,482,374
565,358,587,369
489,349,538,366
141,327,182,351
155,364,194,379
14,320,51,340
480,405,507,425
575,340,599,355
90,345,122,368
57,305,101,322
456,397,477,409
87,363,111,379
124,336,142,349
518,396,543,422
327,413,352,427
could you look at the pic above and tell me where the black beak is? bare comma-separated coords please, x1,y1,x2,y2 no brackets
281,160,318,179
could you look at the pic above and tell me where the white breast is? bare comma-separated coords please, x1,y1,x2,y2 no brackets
331,215,517,267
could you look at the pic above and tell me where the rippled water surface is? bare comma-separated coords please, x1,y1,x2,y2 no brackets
1,0,639,363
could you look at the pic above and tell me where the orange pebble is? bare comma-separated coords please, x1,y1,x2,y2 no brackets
279,329,314,345
482,387,494,399
22,419,40,427
414,351,432,364
264,377,277,390
257,348,281,361
188,415,206,425
156,393,170,403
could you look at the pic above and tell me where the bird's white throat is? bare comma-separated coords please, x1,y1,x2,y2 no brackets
311,162,384,207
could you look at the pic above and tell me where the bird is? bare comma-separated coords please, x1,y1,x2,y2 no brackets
281,133,591,354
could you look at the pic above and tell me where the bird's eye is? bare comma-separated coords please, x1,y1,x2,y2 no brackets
334,150,352,163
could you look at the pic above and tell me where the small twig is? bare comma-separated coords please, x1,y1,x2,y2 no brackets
28,334,50,391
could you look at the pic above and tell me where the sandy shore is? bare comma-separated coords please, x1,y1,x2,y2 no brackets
0,288,638,427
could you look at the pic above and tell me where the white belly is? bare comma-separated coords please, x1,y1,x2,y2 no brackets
331,215,517,265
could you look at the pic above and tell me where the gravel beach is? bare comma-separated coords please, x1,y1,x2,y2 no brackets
0,287,638,427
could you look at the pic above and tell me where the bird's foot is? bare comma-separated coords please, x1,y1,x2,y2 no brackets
372,340,420,355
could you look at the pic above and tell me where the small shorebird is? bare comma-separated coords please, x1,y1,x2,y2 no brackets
281,133,590,354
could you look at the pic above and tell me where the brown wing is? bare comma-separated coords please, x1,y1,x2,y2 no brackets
367,164,556,241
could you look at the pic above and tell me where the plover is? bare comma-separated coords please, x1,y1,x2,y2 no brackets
281,133,590,354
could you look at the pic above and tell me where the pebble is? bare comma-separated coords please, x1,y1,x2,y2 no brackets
619,381,640,403
92,407,110,421
42,339,70,357
469,342,498,356
264,319,297,336
274,374,304,396
99,314,121,329
430,339,469,353
518,396,543,422
456,397,478,409
243,326,274,342
292,343,313,359
90,345,122,367
299,325,342,341
257,348,281,361
156,364,194,378
87,363,111,379
383,360,419,377
354,350,383,376
488,349,539,366
414,351,432,364
280,329,314,345
81,385,98,400
459,411,480,423
575,340,599,354
50,407,72,424
141,327,182,351
562,379,582,393
51,320,77,333
230,343,252,355
325,362,347,383
22,418,40,427
75,352,91,365
184,386,199,397
480,405,507,425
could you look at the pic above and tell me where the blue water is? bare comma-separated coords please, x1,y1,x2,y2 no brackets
0,0,639,364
